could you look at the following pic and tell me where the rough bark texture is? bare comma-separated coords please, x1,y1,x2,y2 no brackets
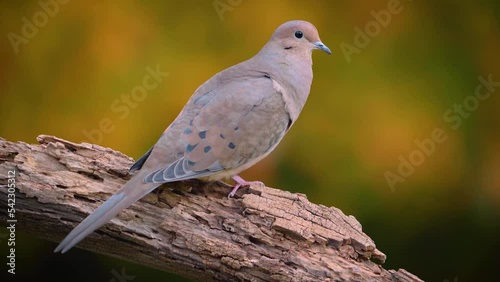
0,135,422,282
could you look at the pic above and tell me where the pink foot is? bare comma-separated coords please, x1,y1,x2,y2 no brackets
228,175,264,198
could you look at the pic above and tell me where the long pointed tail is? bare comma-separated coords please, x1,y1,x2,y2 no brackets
54,173,160,253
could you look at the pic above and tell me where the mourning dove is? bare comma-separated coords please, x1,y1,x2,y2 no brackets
55,20,331,253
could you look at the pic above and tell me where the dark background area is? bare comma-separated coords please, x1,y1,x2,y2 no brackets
1,0,499,281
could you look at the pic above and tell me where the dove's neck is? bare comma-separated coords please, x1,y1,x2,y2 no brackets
255,44,314,123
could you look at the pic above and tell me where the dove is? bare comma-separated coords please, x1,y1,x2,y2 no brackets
54,20,331,253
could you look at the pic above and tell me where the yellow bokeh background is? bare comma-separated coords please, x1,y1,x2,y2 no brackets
1,0,499,281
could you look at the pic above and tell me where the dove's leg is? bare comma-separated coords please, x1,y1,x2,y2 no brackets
228,175,264,197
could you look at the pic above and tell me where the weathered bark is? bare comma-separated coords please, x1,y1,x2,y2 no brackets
0,135,422,281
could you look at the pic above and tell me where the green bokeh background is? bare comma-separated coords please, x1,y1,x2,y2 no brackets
1,0,499,281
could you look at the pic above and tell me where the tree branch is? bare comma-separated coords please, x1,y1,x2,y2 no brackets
0,135,422,281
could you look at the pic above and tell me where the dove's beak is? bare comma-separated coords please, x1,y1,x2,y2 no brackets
314,41,331,55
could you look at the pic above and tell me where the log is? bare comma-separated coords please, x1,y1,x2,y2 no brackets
0,135,422,281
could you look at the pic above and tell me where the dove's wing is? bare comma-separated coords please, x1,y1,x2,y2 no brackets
144,74,291,183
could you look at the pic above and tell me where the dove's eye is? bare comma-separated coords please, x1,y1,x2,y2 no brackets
294,30,303,39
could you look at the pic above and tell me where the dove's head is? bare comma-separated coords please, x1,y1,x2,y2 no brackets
269,20,331,56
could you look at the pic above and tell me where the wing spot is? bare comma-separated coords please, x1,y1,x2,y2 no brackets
187,160,196,166
184,128,193,134
199,131,206,139
204,146,211,153
234,126,239,131
220,133,225,139
228,142,236,149
186,143,198,153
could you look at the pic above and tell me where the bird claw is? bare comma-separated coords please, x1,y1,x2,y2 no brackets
228,175,264,198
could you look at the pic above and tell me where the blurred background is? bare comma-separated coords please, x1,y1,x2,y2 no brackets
1,0,499,281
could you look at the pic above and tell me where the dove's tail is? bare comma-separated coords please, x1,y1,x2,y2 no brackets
54,172,160,253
